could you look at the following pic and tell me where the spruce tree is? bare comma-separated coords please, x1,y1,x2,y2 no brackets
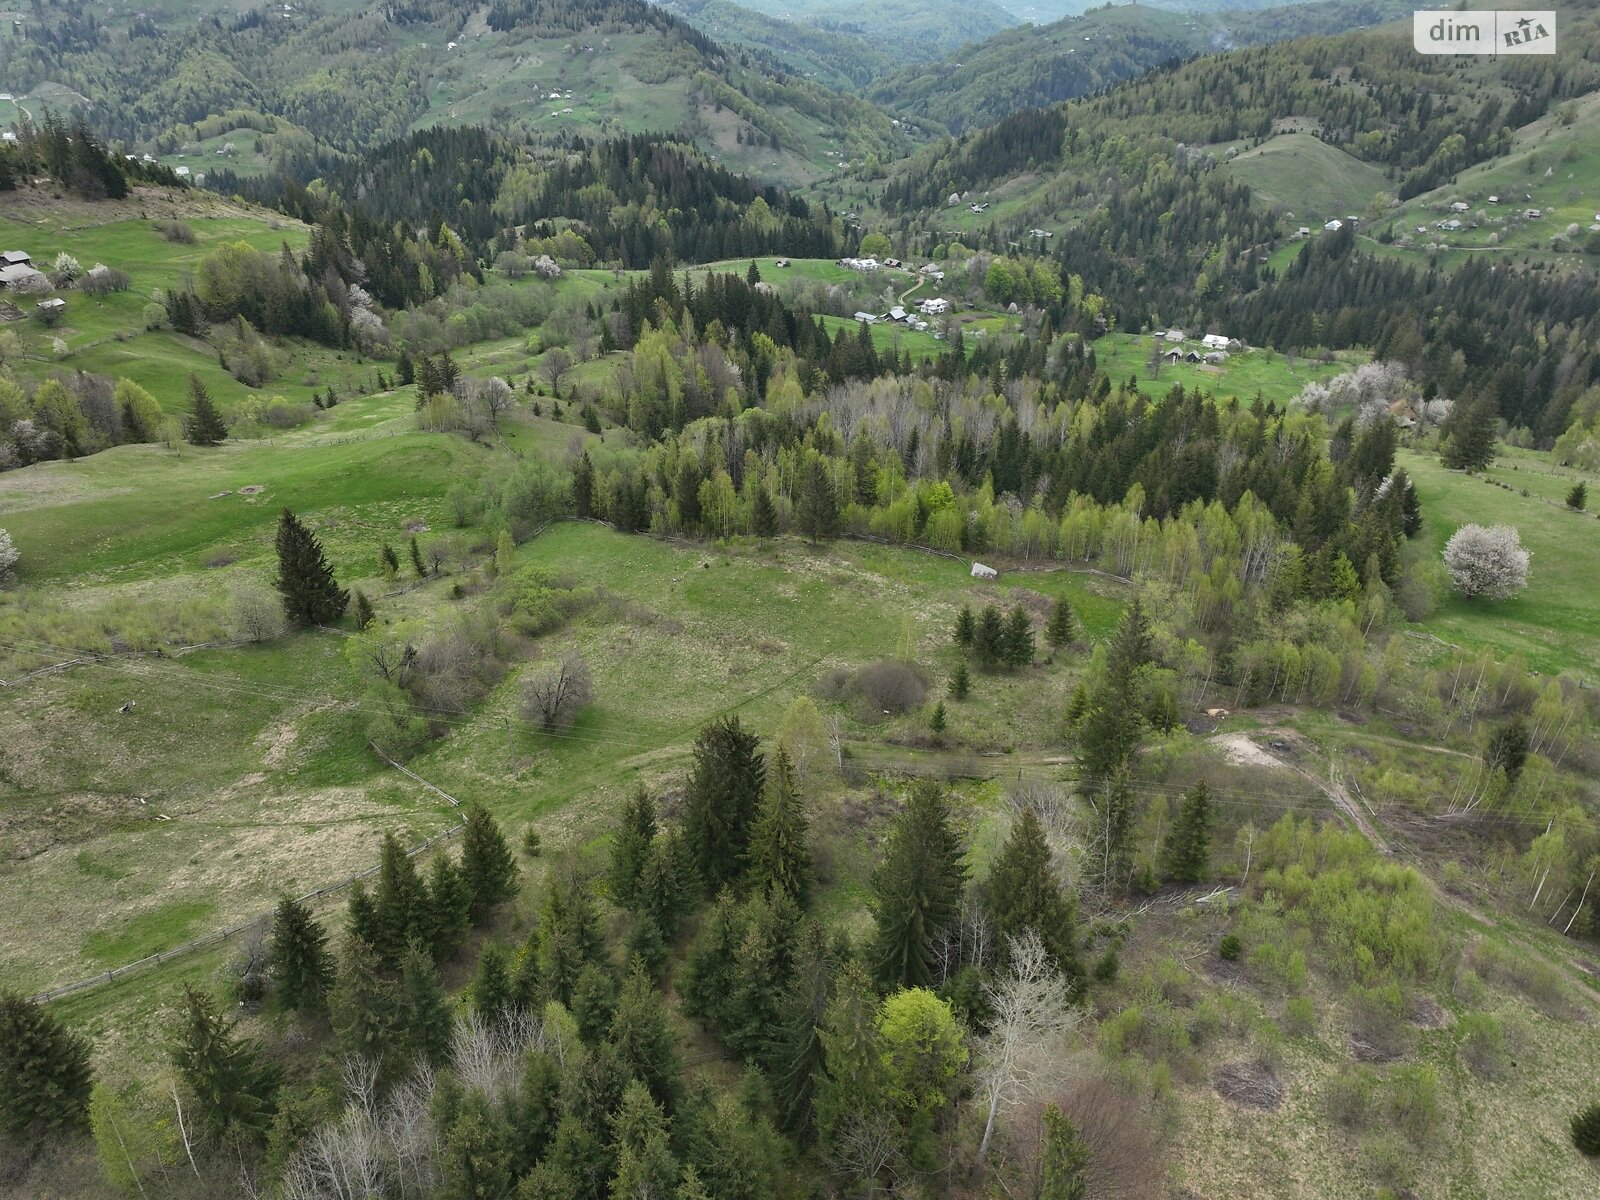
409,534,427,578
814,960,887,1149
0,988,93,1138
746,746,812,906
638,829,696,941
1077,598,1154,784
1568,481,1588,512
461,802,519,921
1398,472,1424,537
987,807,1081,983
954,604,975,649
751,480,778,536
974,605,1006,669
1003,605,1035,669
773,922,835,1138
930,701,947,736
438,1092,514,1200
472,944,514,1023
610,787,658,910
426,852,472,960
274,508,349,626
371,832,429,969
380,543,400,578
726,890,802,1062
330,938,398,1068
869,781,968,988
571,962,617,1043
346,881,380,948
171,985,278,1142
680,890,743,1029
794,453,839,544
611,1082,681,1200
1039,1103,1090,1200
682,716,767,893
398,945,453,1067
1045,597,1078,652
184,374,228,446
1440,393,1499,472
353,590,375,630
950,663,970,700
1161,781,1213,884
608,969,682,1110
267,895,333,1013
573,451,597,519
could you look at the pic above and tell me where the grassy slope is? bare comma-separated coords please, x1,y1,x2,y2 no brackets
1222,132,1392,221
1090,332,1365,405
1400,448,1600,678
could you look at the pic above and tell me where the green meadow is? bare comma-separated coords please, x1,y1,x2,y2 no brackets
1089,332,1365,405
1400,448,1600,678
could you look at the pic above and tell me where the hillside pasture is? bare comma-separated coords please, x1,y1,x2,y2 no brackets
1400,449,1600,678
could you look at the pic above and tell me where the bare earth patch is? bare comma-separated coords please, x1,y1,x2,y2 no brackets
1211,732,1287,770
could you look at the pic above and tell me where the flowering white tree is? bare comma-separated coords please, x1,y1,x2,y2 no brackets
0,528,16,582
1444,523,1530,599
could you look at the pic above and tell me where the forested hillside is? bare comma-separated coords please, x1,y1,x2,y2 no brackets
869,0,1416,134
0,0,913,186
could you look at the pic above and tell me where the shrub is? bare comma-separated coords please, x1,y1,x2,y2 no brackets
1386,1065,1441,1143
0,529,17,583
1284,996,1316,1037
1457,1012,1509,1078
1326,1064,1379,1128
155,220,197,244
1218,933,1242,961
1572,1103,1600,1156
79,265,133,295
856,660,927,714
521,828,542,857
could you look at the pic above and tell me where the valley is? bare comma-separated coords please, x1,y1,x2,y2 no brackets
2,3,1600,1199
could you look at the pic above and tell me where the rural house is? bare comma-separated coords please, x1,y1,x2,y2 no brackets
919,297,949,315
1201,333,1230,350
970,562,998,580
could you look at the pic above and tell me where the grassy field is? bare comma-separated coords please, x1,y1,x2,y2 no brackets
1222,133,1391,222
1089,332,1366,405
1400,448,1600,678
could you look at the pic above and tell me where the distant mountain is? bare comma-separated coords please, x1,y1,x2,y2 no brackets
0,0,914,187
656,0,900,87
871,0,1418,134
727,0,1022,59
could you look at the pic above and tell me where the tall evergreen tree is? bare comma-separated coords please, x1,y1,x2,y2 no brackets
638,829,697,941
682,716,767,893
974,605,1006,669
267,895,333,1012
1440,393,1499,471
954,604,976,649
1002,605,1035,669
869,781,968,988
398,945,454,1067
610,787,658,910
0,989,93,1139
751,480,778,536
814,960,888,1151
1076,597,1154,784
1161,781,1213,884
680,890,743,1030
746,745,812,906
1039,1103,1090,1200
183,375,228,446
346,881,380,948
987,807,1081,984
611,1081,681,1200
373,832,429,969
1045,598,1078,652
170,985,278,1142
426,853,472,960
608,968,682,1110
461,802,519,921
409,534,427,578
794,453,839,544
472,944,514,1023
772,922,835,1138
274,508,349,626
330,938,398,1068
438,1091,514,1200
1567,481,1588,512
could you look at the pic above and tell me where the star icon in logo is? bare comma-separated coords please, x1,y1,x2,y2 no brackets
1517,16,1532,28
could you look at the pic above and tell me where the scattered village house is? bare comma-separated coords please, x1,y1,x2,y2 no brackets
919,297,949,316
970,562,998,580
1324,219,1343,231
1164,329,1185,343
0,250,45,291
36,297,66,322
852,311,878,324
1200,333,1230,351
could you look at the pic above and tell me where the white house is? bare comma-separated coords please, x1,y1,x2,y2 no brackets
1523,208,1542,219
174,165,190,177
970,562,998,580
852,311,878,324
1201,333,1230,350
1296,226,1311,238
1324,219,1343,231
1488,195,1500,203
1439,219,1463,232
919,297,949,316
1450,201,1470,213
